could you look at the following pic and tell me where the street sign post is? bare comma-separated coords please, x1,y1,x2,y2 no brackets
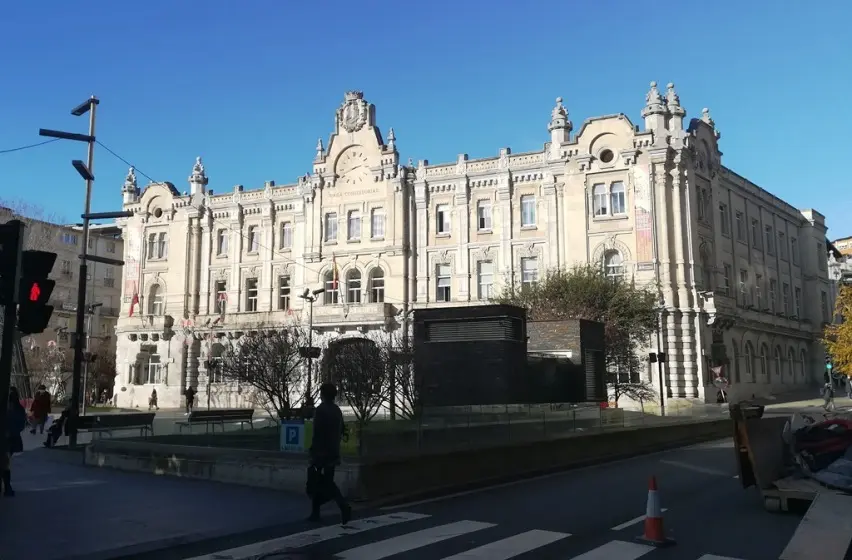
280,418,305,452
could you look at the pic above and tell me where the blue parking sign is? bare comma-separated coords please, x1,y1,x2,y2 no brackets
280,419,305,452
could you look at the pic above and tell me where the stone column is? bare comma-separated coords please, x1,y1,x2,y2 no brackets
414,178,429,300
455,179,470,301
229,214,243,313
543,178,559,268
497,173,513,281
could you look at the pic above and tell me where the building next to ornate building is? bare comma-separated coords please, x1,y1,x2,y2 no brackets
112,84,834,410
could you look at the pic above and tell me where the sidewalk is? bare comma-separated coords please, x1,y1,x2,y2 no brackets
1,431,308,560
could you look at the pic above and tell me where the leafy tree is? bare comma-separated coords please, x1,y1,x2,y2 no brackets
495,264,659,404
824,284,852,377
217,325,309,420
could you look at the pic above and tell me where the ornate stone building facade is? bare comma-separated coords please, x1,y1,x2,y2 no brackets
112,85,833,409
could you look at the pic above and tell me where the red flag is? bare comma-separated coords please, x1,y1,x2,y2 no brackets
332,256,339,290
129,292,139,317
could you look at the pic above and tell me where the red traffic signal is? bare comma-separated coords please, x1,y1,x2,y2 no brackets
29,282,41,302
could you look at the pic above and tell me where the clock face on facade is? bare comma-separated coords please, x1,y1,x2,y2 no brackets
336,148,370,185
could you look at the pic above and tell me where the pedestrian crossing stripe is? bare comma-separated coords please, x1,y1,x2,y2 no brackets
183,511,751,560
182,512,430,559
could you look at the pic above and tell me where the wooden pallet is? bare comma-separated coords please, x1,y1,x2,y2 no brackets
762,475,843,512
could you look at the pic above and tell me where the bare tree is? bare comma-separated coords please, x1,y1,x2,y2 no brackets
324,335,391,427
87,340,117,397
0,198,65,252
217,325,309,420
22,342,71,400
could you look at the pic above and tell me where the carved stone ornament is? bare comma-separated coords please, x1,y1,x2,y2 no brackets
472,245,496,263
518,243,538,258
339,91,369,133
591,236,632,264
215,268,229,281
232,186,242,205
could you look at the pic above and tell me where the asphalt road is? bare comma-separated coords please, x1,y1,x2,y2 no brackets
116,438,806,560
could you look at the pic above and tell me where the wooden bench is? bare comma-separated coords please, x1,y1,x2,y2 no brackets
76,413,155,439
176,408,255,433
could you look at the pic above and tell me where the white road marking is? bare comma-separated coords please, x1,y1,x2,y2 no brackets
437,529,570,559
697,555,748,560
182,512,430,560
660,459,731,477
610,509,668,531
381,437,733,510
22,480,106,492
335,520,495,560
567,540,655,559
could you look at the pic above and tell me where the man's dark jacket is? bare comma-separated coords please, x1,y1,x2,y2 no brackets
310,400,344,466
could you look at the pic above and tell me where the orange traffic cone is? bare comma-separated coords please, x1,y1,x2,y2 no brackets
637,476,675,547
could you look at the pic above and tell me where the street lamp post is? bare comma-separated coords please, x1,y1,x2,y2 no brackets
298,288,324,414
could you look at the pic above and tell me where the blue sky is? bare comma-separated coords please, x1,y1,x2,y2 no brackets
1,0,850,237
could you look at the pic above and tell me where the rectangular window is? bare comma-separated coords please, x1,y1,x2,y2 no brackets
697,189,706,220
751,219,761,249
278,275,290,310
61,259,72,274
755,274,763,309
791,237,799,264
478,261,494,300
719,204,730,236
521,257,539,289
324,212,338,242
436,264,451,302
280,222,292,249
157,232,168,259
821,291,829,322
104,266,115,288
106,240,116,254
477,200,492,231
61,232,78,245
248,226,259,252
722,264,732,296
215,280,227,313
217,229,228,255
147,233,156,259
593,184,607,216
520,195,536,227
778,232,787,260
146,355,162,384
795,287,802,317
88,237,94,250
610,182,626,215
436,205,450,234
246,278,258,312
765,225,775,255
370,271,384,303
818,242,827,271
370,208,385,238
769,279,778,313
347,272,362,304
735,212,745,242
347,211,361,240
783,283,791,314
739,269,749,305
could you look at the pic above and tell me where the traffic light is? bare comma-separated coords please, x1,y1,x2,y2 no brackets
16,250,57,335
0,220,24,305
826,356,834,371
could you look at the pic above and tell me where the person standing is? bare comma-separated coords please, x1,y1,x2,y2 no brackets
4,387,27,497
148,388,159,411
308,382,352,524
823,382,836,412
29,385,51,434
184,386,196,415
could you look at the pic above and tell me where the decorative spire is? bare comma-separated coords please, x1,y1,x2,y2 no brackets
548,97,573,132
123,166,137,191
314,138,324,162
641,81,666,117
387,127,396,151
666,83,685,116
701,108,721,140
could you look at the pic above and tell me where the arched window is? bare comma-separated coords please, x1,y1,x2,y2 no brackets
731,341,741,383
774,347,783,383
346,269,362,304
702,255,714,291
148,284,164,315
800,349,808,382
323,271,338,304
369,268,385,303
744,342,755,382
787,348,796,382
759,344,769,382
604,250,625,279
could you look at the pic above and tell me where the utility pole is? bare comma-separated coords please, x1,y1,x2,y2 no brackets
40,97,132,446
81,302,102,415
298,288,324,417
0,220,25,462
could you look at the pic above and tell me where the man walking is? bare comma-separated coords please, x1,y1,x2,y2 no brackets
184,386,196,415
308,382,352,524
29,385,51,434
